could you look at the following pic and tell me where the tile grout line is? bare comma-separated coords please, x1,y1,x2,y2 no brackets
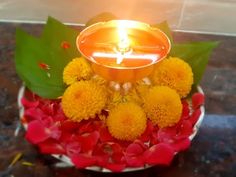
177,0,188,29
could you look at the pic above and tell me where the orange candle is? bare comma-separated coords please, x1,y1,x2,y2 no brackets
76,20,171,83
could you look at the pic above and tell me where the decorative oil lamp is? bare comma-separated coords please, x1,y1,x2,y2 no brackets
76,20,171,84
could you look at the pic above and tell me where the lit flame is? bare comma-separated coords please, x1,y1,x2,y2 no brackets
116,23,131,64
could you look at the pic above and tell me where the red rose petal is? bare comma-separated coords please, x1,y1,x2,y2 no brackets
158,128,176,143
139,120,154,142
77,131,99,152
61,121,80,133
66,142,81,157
104,163,126,172
25,120,50,144
189,108,202,126
126,143,144,156
110,143,124,163
78,121,94,134
24,108,45,121
172,138,191,152
124,155,144,167
38,139,65,154
49,123,61,140
144,143,174,165
181,100,190,119
192,93,205,110
175,120,193,140
21,97,39,108
71,154,96,168
100,126,114,142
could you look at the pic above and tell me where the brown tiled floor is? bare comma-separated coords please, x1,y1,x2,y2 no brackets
0,0,235,35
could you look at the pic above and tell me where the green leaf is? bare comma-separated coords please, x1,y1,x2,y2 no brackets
15,29,66,98
15,17,81,99
152,21,173,45
86,12,117,27
169,41,219,85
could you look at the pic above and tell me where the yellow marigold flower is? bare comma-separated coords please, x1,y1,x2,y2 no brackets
107,102,147,141
150,57,193,98
62,81,107,122
143,86,182,128
63,57,93,85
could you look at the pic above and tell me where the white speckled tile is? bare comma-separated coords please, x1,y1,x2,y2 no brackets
178,0,236,35
0,0,184,27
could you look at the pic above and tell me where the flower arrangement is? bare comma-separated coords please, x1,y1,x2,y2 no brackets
15,14,217,172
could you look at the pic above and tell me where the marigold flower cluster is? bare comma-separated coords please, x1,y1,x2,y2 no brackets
107,102,147,141
150,57,193,98
62,81,107,122
63,57,93,85
61,56,194,140
143,86,182,128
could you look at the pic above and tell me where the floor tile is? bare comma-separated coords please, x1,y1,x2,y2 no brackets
179,0,236,35
0,0,184,27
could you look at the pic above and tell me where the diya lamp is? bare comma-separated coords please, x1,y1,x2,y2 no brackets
76,20,171,90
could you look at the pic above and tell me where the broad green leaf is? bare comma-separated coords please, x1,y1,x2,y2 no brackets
152,21,173,45
42,16,80,62
86,12,117,26
15,29,66,98
15,17,81,99
170,41,219,85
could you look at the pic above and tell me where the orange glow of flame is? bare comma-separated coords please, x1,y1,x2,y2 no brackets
116,22,131,64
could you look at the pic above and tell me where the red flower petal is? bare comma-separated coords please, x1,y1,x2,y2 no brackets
158,128,176,143
172,138,191,152
21,97,39,108
78,121,94,134
77,131,99,152
71,154,96,168
144,143,174,165
38,139,65,154
175,120,193,140
100,126,114,142
126,142,144,156
24,108,45,121
139,120,154,142
124,155,144,167
104,163,126,172
48,123,61,140
61,41,71,49
110,143,124,163
66,142,81,157
25,120,50,144
189,108,202,126
61,121,80,133
181,100,190,119
192,93,205,110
